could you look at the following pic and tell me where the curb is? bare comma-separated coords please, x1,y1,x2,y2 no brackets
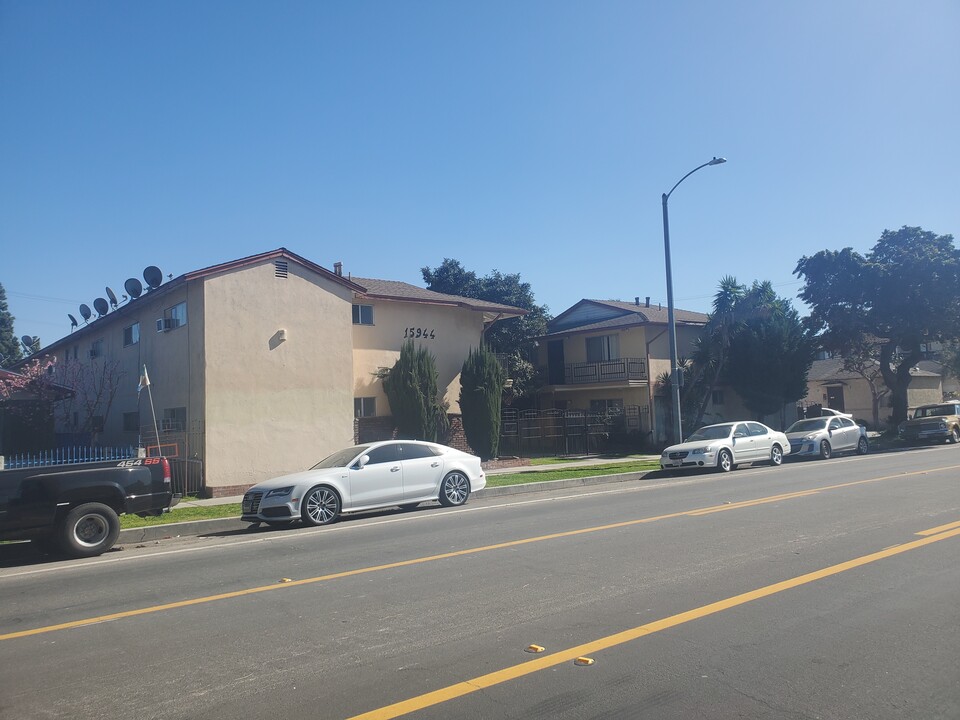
117,470,654,545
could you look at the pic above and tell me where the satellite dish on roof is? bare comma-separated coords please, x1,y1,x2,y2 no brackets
124,278,143,299
21,335,34,347
143,266,163,289
68,314,78,329
79,304,92,321
93,298,109,317
105,287,119,308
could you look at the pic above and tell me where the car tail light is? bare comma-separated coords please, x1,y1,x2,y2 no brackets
161,457,171,484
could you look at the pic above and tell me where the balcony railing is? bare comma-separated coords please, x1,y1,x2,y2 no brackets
546,357,648,385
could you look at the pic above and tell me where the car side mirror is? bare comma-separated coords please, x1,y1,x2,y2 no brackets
355,455,370,469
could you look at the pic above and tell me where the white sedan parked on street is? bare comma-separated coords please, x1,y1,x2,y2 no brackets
660,421,791,473
785,416,869,459
241,440,485,527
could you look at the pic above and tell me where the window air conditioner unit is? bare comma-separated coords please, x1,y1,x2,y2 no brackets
156,318,178,332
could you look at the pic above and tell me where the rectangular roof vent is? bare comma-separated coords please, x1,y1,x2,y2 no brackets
275,260,289,278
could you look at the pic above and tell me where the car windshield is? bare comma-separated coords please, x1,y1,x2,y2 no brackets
686,425,734,441
914,405,955,418
786,419,829,433
311,445,370,469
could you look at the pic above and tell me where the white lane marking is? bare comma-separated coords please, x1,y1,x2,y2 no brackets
0,449,933,579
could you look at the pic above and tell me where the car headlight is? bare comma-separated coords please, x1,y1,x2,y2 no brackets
265,486,294,498
898,422,906,433
803,434,818,441
939,421,948,430
691,446,710,455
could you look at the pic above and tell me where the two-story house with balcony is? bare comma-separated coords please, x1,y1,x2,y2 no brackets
536,297,709,443
19,248,524,495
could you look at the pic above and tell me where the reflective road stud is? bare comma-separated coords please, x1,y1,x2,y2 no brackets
525,645,545,653
574,657,595,666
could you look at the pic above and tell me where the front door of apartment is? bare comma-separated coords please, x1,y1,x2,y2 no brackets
547,340,565,385
826,386,845,413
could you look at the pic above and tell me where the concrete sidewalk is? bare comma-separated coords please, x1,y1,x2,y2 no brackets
118,456,659,544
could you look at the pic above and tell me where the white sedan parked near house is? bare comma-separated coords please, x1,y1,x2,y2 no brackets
241,440,485,527
660,421,791,473
785,416,869,459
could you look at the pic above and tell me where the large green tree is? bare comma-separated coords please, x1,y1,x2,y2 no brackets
379,341,445,442
0,282,22,367
795,226,960,424
683,278,808,430
458,345,505,460
723,290,816,424
422,259,550,404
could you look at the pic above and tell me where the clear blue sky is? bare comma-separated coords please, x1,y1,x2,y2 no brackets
2,1,958,348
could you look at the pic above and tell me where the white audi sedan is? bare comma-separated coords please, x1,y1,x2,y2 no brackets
660,421,791,473
241,440,485,527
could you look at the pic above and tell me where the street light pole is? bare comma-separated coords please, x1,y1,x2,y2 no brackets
661,157,726,444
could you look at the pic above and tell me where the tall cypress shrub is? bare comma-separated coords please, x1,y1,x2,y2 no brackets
381,341,441,441
459,346,505,460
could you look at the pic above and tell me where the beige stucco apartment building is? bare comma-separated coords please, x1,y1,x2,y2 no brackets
535,298,710,443
31,249,523,495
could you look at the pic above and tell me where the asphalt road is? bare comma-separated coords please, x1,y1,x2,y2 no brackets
1,446,959,719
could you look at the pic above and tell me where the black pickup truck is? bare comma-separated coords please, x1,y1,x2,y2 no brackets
0,456,179,558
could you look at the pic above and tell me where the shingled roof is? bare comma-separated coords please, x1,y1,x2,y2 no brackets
543,298,708,337
351,277,527,317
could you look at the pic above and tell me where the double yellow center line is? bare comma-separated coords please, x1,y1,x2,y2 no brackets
1,465,955,644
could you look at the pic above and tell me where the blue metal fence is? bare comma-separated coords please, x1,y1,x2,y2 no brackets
0,445,138,470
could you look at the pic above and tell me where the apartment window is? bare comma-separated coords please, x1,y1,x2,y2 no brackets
123,323,140,347
711,390,725,406
71,345,79,360
71,412,79,430
122,412,140,433
586,334,619,363
354,397,377,418
89,339,104,359
164,302,187,328
162,407,187,432
91,415,105,433
352,304,374,325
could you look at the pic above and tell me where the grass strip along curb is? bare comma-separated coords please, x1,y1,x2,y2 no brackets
119,460,661,530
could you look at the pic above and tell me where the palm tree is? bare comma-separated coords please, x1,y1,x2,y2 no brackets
690,277,745,428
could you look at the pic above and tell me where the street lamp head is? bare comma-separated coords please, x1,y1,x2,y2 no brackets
708,157,727,165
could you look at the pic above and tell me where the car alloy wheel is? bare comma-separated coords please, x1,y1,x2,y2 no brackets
716,449,733,473
770,445,783,466
819,440,832,460
438,472,470,506
301,486,341,526
857,437,869,455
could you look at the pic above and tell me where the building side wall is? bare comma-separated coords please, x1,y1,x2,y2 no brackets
351,300,486,414
202,261,356,491
50,283,198,450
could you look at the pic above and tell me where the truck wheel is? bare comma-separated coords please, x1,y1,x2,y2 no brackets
59,503,120,558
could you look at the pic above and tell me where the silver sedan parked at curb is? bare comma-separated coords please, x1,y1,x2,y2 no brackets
241,440,485,527
785,416,869,459
660,421,791,474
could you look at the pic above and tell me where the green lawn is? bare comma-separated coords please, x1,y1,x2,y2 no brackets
486,460,659,486
121,503,243,529
118,459,660,529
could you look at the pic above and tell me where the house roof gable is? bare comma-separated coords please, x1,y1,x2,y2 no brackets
546,299,708,336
